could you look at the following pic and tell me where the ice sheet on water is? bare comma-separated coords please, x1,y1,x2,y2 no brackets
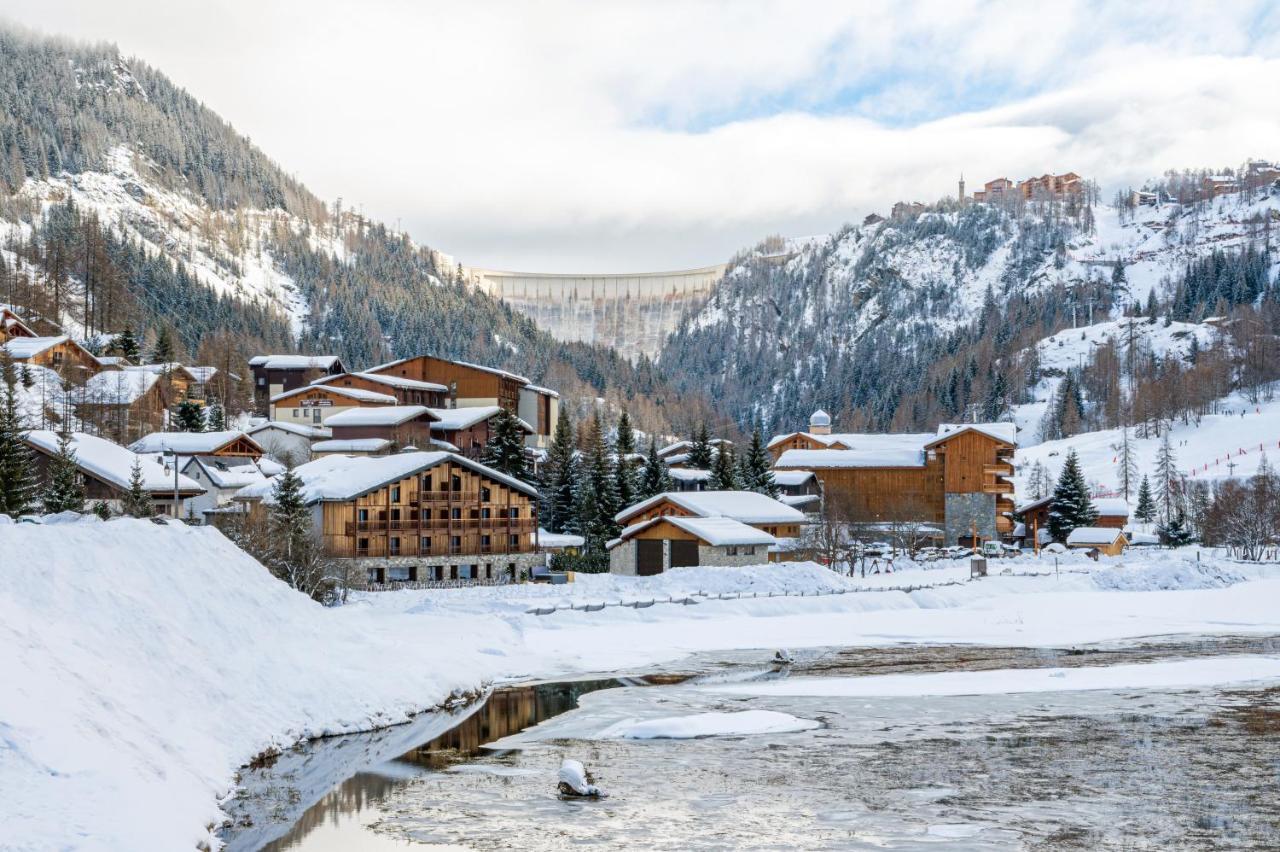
596,710,820,739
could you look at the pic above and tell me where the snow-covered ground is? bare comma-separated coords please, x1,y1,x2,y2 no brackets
5,516,1280,850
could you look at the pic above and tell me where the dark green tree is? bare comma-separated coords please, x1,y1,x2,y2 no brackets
42,430,85,513
270,468,312,567
614,410,638,511
1134,475,1156,523
120,457,154,518
539,412,577,533
575,412,620,548
480,407,530,483
0,358,38,516
110,326,141,363
1047,450,1097,541
206,402,226,431
686,422,713,469
149,326,175,365
710,441,739,490
174,399,205,432
1156,512,1194,547
738,428,778,497
638,437,672,499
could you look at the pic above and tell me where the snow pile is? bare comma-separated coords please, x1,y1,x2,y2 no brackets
1090,558,1246,591
598,710,819,739
0,518,513,851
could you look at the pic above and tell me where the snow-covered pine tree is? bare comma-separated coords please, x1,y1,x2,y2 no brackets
575,412,620,548
111,326,141,363
710,442,739,490
613,410,638,511
0,358,38,517
149,327,175,365
538,411,577,532
1134,475,1156,523
121,457,154,518
174,399,205,432
1047,450,1097,541
1156,512,1194,547
739,428,779,497
42,430,85,514
206,402,226,431
480,407,530,482
638,437,672,499
269,467,312,567
1154,431,1178,520
686,422,713,469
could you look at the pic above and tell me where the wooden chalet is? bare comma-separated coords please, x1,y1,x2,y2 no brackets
324,405,440,451
1,306,37,341
249,354,346,414
75,370,169,444
234,451,541,585
369,355,526,412
1066,526,1128,556
24,430,204,517
130,430,264,460
428,406,532,459
1018,495,1129,545
2,335,100,381
772,415,1017,545
269,383,398,427
311,372,449,408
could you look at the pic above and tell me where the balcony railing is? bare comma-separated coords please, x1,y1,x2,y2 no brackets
346,518,536,535
984,462,1015,477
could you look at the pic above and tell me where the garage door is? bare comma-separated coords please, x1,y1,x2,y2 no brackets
636,539,664,576
670,539,699,568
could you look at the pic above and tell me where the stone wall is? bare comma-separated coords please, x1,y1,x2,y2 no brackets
351,551,546,587
944,492,996,544
608,539,765,574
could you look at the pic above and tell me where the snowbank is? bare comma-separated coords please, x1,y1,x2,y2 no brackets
598,710,820,739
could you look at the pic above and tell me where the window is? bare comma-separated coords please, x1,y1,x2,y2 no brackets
387,565,412,582
481,487,491,502
469,508,479,520
420,509,430,521
431,565,443,581
450,565,458,580
390,508,401,522
312,409,321,424
293,409,301,417
357,537,369,552
438,509,448,520
451,507,462,520
509,534,520,547
421,476,432,492
481,534,491,548
258,377,266,386
420,536,431,550
391,486,401,502
451,536,461,550
451,475,461,491
481,507,491,520
509,507,520,519
358,509,369,522
390,537,401,555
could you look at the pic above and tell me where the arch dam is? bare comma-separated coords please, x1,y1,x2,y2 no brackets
465,264,727,362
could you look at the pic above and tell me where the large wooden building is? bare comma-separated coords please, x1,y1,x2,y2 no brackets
234,451,543,585
2,335,101,382
772,414,1017,545
249,354,346,414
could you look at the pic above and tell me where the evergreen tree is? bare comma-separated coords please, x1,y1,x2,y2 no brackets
269,468,312,565
738,428,779,497
1047,450,1097,541
1117,426,1138,500
121,457,154,518
206,402,226,431
174,399,205,432
575,413,620,548
613,410,638,511
111,326,141,363
1154,431,1179,520
1156,511,1194,547
1134,475,1156,523
1111,259,1127,286
539,412,577,533
686,422,713,469
0,358,38,516
149,326,175,364
710,442,739,490
42,430,85,513
480,407,530,482
638,437,672,499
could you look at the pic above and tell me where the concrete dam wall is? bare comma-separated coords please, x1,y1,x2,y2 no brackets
466,264,726,362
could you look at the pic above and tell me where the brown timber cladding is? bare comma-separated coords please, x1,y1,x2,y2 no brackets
319,459,536,559
323,374,447,407
370,356,523,412
623,497,802,538
816,461,946,524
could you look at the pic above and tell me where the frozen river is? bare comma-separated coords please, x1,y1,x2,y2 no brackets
223,637,1280,851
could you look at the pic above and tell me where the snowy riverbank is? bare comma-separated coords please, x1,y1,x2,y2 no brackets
5,517,1280,850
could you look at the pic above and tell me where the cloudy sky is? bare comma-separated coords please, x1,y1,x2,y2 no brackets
5,1,1280,271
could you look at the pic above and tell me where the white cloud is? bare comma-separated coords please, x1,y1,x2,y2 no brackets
4,0,1280,270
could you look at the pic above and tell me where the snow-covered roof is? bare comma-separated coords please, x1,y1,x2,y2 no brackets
427,405,531,433
1016,495,1053,514
809,409,831,427
93,355,130,367
25,431,202,494
249,354,343,370
234,451,538,504
774,439,928,469
311,438,393,453
524,384,560,399
182,457,271,490
616,490,805,525
185,366,228,383
664,453,691,465
930,422,1017,447
611,515,777,549
247,421,331,439
780,494,821,508
324,405,433,427
2,335,69,359
658,440,691,456
667,468,710,482
770,470,815,487
311,372,447,393
538,529,585,549
1066,526,1127,546
1094,498,1130,518
129,430,259,456
368,355,530,385
76,370,159,405
271,385,397,405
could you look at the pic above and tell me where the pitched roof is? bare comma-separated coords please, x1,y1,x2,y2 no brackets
311,438,393,453
182,457,271,490
609,515,777,549
667,468,710,482
25,431,202,494
234,450,539,503
615,490,805,525
427,405,532,432
311,372,448,393
774,439,929,469
271,384,397,405
249,354,343,370
928,422,1017,448
2,335,70,359
1066,527,1127,546
368,355,529,385
247,421,331,439
129,430,261,456
1093,497,1130,517
524,384,560,399
770,470,815,487
325,405,434,427
76,370,160,405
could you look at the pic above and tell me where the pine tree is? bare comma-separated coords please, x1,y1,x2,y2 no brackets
270,468,312,566
111,326,141,363
1047,450,1097,541
174,399,205,432
710,442,739,490
0,358,38,516
206,402,226,431
121,457,154,518
1154,431,1178,520
480,407,530,482
1117,426,1138,500
539,412,577,533
686,423,713,469
575,413,620,548
42,429,85,513
1134,475,1156,523
638,437,672,499
614,410,638,511
149,326,175,364
1156,511,1194,547
738,428,779,497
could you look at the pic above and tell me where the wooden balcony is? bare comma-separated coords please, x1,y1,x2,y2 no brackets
995,515,1014,533
982,478,1015,495
346,518,536,535
984,462,1014,477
